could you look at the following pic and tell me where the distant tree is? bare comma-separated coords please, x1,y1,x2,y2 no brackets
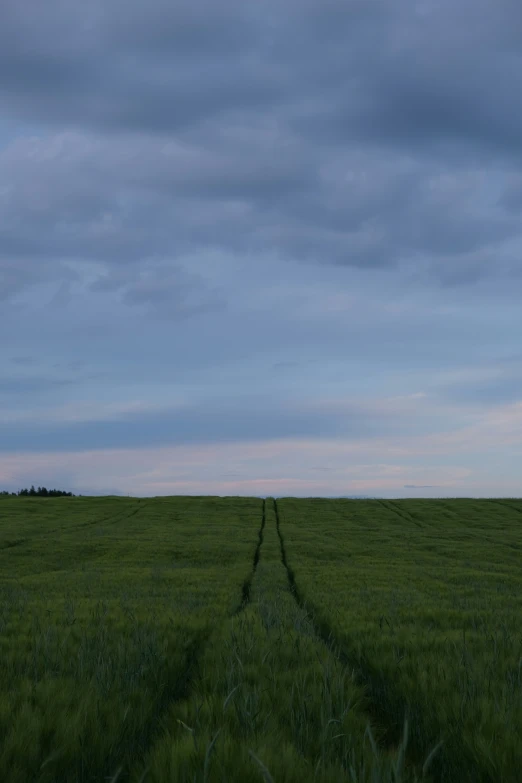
1,486,75,497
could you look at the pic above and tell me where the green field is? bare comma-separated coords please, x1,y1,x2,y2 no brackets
0,496,520,782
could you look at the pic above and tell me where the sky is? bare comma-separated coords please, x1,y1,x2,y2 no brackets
1,0,522,498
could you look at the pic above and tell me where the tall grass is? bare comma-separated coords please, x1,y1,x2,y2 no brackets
138,500,434,782
0,496,261,781
278,497,522,783
1,494,516,780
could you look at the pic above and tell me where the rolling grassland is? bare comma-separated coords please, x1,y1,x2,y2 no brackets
277,498,522,783
0,495,519,780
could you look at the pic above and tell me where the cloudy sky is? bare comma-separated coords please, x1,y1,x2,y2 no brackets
1,0,521,498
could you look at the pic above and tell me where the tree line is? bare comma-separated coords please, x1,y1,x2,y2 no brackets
0,486,76,497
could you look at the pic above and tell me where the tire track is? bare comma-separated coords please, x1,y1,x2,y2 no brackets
378,499,424,528
127,499,266,779
235,498,266,613
486,499,522,517
437,501,522,552
0,502,148,552
108,628,211,783
273,499,451,781
274,500,400,739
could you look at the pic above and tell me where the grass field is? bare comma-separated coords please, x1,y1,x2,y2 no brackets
0,495,520,781
278,498,522,783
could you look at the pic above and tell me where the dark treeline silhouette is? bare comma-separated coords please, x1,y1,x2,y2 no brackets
0,485,76,498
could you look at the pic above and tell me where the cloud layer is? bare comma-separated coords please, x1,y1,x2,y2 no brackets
1,1,521,496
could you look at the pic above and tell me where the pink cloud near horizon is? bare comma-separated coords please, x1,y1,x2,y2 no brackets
0,422,518,497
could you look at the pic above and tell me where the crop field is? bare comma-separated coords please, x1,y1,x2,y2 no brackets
278,498,522,782
0,496,520,781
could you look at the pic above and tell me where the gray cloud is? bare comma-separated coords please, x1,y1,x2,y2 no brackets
0,394,451,453
288,0,522,156
0,2,283,134
0,367,109,399
436,368,522,407
90,261,226,318
10,356,35,366
0,375,74,396
0,0,520,309
404,485,440,489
